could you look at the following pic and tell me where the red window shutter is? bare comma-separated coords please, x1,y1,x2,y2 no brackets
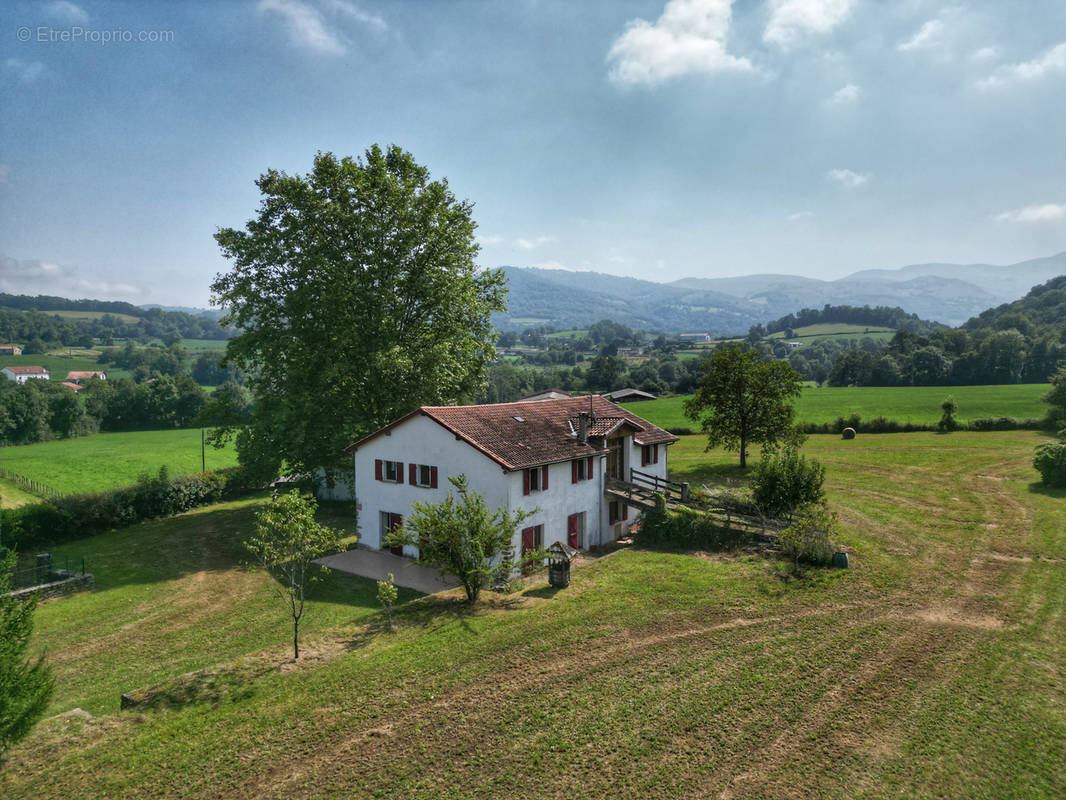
409,463,417,485
521,526,535,554
572,460,578,484
587,456,593,478
523,469,530,496
396,462,405,484
375,459,383,481
641,446,648,467
653,444,659,464
430,466,438,489
541,465,549,491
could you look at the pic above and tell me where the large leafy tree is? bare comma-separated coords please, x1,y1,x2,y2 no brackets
212,146,507,482
0,549,54,756
684,344,804,468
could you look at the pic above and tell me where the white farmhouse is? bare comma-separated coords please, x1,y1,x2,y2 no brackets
2,366,50,383
326,396,678,558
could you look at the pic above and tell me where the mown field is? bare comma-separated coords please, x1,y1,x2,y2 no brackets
3,430,1064,799
0,429,239,495
625,383,1049,430
766,322,896,343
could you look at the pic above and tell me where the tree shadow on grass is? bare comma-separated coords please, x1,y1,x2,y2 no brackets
1026,481,1066,500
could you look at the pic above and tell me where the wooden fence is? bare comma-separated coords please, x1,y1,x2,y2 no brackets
0,466,63,501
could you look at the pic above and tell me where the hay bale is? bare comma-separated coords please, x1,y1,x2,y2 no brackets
841,427,856,440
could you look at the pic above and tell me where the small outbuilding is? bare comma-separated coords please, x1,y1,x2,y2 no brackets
603,388,657,403
2,366,50,383
520,389,571,402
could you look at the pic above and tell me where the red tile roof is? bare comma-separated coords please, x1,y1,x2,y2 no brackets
348,395,678,471
3,366,48,374
60,381,84,391
66,371,105,380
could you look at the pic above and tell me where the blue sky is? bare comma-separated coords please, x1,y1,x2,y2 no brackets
2,0,1066,305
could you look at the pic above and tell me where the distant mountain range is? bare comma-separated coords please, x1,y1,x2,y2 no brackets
495,252,1066,333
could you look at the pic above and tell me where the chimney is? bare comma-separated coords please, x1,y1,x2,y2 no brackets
578,412,589,445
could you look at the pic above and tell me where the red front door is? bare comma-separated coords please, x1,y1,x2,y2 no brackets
567,514,579,549
521,526,535,555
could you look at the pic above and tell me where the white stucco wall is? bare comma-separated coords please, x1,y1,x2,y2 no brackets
2,369,49,383
507,454,608,551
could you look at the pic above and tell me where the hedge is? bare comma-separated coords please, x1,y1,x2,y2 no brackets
634,495,751,551
798,414,1044,434
0,466,259,551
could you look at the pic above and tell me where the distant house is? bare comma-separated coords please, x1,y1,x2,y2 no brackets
2,366,50,383
603,388,657,403
65,370,107,384
321,396,678,555
61,381,84,392
0,344,23,356
679,333,711,343
521,389,571,402
783,341,802,349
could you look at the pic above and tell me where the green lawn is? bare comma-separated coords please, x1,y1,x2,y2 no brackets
3,430,1065,798
625,383,1050,429
177,338,230,353
766,322,896,342
45,310,141,323
26,496,416,715
0,429,238,494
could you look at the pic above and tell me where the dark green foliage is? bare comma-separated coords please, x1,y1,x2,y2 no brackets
684,344,805,467
212,146,506,481
763,304,942,336
749,446,826,520
0,468,253,551
635,495,752,551
0,549,54,756
938,396,959,432
799,414,1041,434
779,504,838,567
1033,430,1066,487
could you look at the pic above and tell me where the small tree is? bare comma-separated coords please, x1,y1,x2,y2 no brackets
387,475,533,603
749,445,826,521
0,549,54,756
377,573,398,631
246,491,342,659
1043,366,1066,429
938,395,959,432
1034,429,1066,487
779,504,837,570
684,344,804,467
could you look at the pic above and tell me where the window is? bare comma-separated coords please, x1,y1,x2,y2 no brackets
640,444,659,467
521,524,544,555
408,463,438,488
375,459,404,484
571,456,594,483
523,465,549,495
380,511,403,556
609,500,628,525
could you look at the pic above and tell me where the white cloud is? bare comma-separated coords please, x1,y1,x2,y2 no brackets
258,0,346,54
4,58,46,82
978,42,1066,90
788,210,815,220
475,234,504,246
46,1,89,24
0,255,147,300
515,236,554,250
606,0,756,87
970,46,999,62
897,19,945,53
764,0,855,48
825,83,861,105
826,168,870,188
994,204,1066,224
322,0,387,33
0,165,9,184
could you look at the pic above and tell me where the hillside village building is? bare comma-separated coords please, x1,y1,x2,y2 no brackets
65,370,107,384
0,344,24,355
2,366,49,383
323,396,678,558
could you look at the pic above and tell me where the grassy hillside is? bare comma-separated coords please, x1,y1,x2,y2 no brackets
0,429,239,494
767,322,896,343
3,431,1064,798
625,383,1049,430
46,309,141,323
24,496,413,715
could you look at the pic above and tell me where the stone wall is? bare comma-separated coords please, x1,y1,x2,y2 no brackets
6,570,94,602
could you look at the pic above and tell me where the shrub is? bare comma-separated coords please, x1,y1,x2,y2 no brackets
635,495,751,551
1034,433,1066,487
938,396,959,432
779,503,837,567
749,446,826,520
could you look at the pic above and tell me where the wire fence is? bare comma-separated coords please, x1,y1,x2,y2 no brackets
0,465,64,501
9,552,88,591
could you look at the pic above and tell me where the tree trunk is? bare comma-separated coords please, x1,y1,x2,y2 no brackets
465,582,479,603
739,433,747,468
292,618,300,660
